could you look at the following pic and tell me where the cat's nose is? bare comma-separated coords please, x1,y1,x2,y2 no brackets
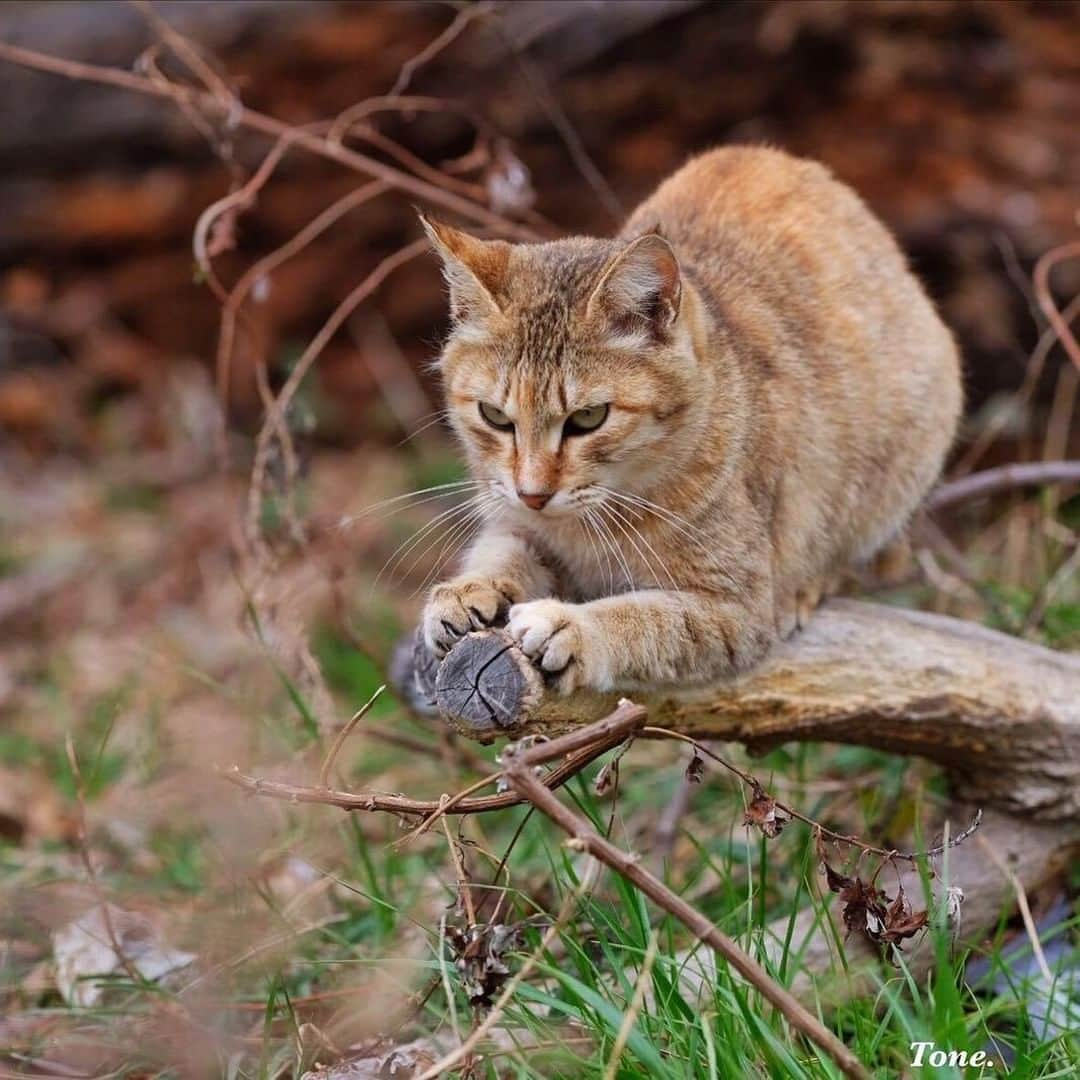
517,489,553,511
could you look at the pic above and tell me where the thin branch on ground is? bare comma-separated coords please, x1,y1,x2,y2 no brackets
219,713,637,819
227,700,979,868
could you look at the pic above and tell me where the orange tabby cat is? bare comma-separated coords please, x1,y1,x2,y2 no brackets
418,146,961,693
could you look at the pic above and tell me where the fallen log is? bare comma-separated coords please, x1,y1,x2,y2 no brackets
394,597,1080,1001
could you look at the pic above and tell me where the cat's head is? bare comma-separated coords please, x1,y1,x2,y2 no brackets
422,217,704,518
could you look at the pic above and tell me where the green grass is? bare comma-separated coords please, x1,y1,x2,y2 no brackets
3,687,1078,1077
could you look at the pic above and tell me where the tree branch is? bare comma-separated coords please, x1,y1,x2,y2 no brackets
405,599,1080,820
927,459,1080,512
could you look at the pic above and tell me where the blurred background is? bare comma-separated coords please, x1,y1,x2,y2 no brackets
1,1,1078,1075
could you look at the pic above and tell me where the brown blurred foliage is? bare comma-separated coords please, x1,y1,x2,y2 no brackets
1,0,1078,459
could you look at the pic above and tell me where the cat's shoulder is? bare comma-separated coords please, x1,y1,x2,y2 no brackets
626,145,859,232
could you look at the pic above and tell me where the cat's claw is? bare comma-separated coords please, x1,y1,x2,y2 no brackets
422,577,519,658
507,599,596,695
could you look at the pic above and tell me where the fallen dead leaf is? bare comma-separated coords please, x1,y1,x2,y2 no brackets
52,904,196,1007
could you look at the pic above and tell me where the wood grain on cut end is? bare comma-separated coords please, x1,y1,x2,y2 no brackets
432,629,544,740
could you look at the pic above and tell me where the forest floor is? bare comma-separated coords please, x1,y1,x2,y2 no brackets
1,391,1078,1077
1,2,1079,1075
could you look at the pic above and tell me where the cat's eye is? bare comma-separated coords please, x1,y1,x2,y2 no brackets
564,403,609,436
478,401,514,431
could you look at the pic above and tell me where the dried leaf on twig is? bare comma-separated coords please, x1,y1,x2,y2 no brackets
817,837,929,954
445,921,524,1007
743,781,787,838
685,752,705,784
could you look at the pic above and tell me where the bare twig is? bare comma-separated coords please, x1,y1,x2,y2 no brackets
441,805,478,928
927,460,1080,512
643,726,982,864
214,179,391,461
1034,241,1080,375
501,729,870,1080
245,238,429,553
386,2,497,100
495,21,622,222
0,41,534,238
955,291,1080,475
327,94,486,146
132,0,236,109
318,685,386,789
219,716,635,819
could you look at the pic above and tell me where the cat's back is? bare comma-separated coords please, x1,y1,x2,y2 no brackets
622,145,908,308
622,144,957,406
623,145,962,573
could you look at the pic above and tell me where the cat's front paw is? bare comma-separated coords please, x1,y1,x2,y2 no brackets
423,576,521,658
507,599,604,695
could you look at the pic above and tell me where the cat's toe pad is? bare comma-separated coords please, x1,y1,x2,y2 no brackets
423,577,518,657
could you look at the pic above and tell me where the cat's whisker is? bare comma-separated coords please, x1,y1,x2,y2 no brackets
597,486,712,547
405,497,499,598
399,501,488,587
372,495,490,588
604,488,752,600
609,504,681,591
591,510,622,596
598,499,679,591
578,512,613,596
585,505,636,596
581,506,616,588
413,500,504,599
338,479,483,529
394,409,452,449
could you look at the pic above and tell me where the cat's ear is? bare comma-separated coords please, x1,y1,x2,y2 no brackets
587,232,682,339
419,213,509,323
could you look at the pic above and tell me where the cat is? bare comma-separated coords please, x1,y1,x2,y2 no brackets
417,146,962,694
